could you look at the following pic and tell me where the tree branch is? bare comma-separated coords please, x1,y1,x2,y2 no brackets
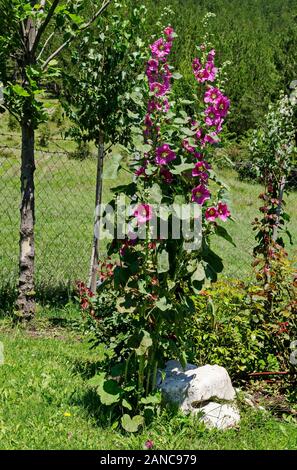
31,0,60,55
41,0,112,70
37,31,55,61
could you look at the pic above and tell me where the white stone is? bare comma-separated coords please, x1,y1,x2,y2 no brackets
160,362,236,411
160,361,240,429
197,402,240,430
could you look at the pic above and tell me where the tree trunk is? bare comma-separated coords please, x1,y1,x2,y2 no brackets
88,132,105,294
16,119,36,319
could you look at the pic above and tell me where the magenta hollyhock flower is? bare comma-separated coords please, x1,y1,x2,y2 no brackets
205,206,219,222
146,59,159,83
149,82,167,97
145,439,154,449
191,184,211,205
192,57,202,75
203,132,220,145
216,95,230,117
155,144,176,165
207,49,216,61
144,113,153,128
195,62,217,83
135,166,146,177
160,167,173,183
192,160,211,178
182,139,195,153
217,202,231,221
205,106,222,127
150,38,172,59
134,204,153,224
204,87,222,104
148,99,157,113
147,58,159,72
164,26,174,41
194,152,203,160
195,128,204,141
161,98,170,113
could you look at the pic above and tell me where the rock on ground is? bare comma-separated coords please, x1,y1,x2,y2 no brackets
159,361,240,430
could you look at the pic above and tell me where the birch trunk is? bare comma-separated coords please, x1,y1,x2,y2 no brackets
17,119,36,318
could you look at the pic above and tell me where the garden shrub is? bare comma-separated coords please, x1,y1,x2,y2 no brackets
187,260,297,382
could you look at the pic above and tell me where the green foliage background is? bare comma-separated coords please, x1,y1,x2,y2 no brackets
127,0,297,136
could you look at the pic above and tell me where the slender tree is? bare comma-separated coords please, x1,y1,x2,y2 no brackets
62,1,147,293
0,0,112,319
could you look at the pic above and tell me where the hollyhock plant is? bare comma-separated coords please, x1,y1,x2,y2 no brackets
155,144,176,165
94,24,234,431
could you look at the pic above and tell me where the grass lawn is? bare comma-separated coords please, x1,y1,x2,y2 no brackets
0,309,296,450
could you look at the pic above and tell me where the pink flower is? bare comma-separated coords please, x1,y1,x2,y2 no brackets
216,95,230,117
205,207,219,222
205,106,222,127
182,139,195,153
204,87,222,104
155,144,176,165
217,202,230,221
192,58,202,74
134,204,153,225
149,82,167,97
146,59,159,83
192,160,211,179
191,184,211,205
195,61,217,83
145,439,154,449
150,38,172,59
164,26,174,41
135,166,146,177
160,167,173,183
203,132,220,145
147,58,159,72
207,49,216,61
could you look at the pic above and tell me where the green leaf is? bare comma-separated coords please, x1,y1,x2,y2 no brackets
102,153,123,180
135,331,152,356
215,225,236,247
148,183,162,204
172,72,183,80
122,399,132,410
155,296,172,311
88,373,121,406
12,84,30,97
157,249,169,273
180,127,196,137
171,159,194,175
140,394,161,405
121,414,144,433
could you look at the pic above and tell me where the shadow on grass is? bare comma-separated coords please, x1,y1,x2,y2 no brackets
0,281,77,315
72,357,105,380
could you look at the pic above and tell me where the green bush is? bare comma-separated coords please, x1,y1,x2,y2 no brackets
187,258,297,382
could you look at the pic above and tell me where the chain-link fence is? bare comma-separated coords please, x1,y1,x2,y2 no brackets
0,134,98,306
0,132,297,308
